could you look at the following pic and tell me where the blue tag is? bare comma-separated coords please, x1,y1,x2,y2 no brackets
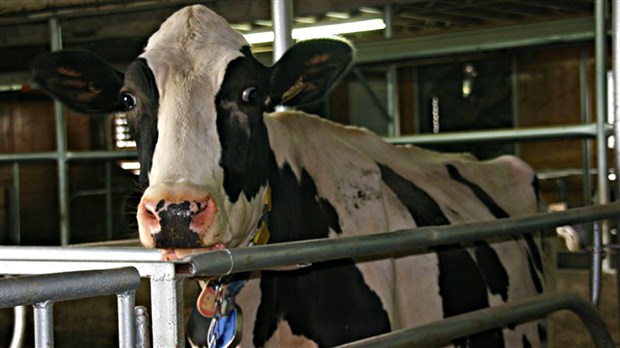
214,306,241,348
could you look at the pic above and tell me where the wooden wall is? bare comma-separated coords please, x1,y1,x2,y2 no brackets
0,92,136,245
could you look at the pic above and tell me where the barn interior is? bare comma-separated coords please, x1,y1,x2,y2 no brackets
0,0,619,347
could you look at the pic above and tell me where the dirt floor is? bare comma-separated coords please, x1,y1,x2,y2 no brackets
0,271,618,347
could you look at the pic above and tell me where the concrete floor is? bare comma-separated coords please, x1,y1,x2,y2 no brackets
0,271,618,347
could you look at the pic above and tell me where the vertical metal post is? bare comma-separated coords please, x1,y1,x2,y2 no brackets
9,306,26,348
271,0,293,62
49,17,70,246
105,162,113,240
10,163,20,244
511,56,519,155
149,268,184,347
34,301,54,347
385,5,400,136
581,46,593,208
611,0,620,333
135,306,151,348
117,290,136,348
592,0,609,306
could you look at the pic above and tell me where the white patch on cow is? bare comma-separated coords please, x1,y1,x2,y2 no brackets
264,320,319,348
137,5,265,246
233,272,262,347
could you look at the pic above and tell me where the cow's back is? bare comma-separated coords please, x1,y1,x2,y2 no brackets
233,111,549,347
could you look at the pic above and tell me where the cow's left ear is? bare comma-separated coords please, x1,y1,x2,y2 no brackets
269,38,353,107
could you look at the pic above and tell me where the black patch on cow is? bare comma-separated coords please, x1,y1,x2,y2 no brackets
153,201,202,248
446,164,510,302
125,58,159,186
215,49,271,203
446,164,509,218
538,323,547,345
187,305,211,347
378,163,505,348
522,334,532,348
252,162,388,347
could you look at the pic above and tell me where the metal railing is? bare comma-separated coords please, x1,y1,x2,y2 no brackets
2,202,618,347
336,293,614,348
0,267,141,348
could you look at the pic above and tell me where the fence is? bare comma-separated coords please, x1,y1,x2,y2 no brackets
1,202,619,347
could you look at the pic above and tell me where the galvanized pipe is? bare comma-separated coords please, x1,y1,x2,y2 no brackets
335,292,614,348
581,46,593,207
0,267,140,308
0,150,137,163
385,123,612,145
271,0,293,62
34,301,54,348
182,202,620,277
49,17,70,246
593,0,609,306
9,306,26,348
385,4,400,137
117,290,136,348
612,0,620,334
10,163,20,244
0,246,160,262
135,306,151,348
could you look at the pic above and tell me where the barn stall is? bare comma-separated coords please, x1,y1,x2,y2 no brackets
0,0,619,347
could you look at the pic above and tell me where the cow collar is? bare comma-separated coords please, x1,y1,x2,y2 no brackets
196,184,272,347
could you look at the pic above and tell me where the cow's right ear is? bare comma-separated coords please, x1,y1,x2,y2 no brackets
31,50,125,114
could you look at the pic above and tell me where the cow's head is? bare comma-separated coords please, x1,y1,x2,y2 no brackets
32,5,353,258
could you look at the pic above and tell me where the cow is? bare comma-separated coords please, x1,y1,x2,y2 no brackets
32,5,551,348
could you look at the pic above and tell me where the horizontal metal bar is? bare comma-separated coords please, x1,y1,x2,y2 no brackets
335,292,614,348
0,150,137,163
181,202,620,277
0,246,160,262
0,267,140,308
355,17,595,64
384,123,613,145
0,124,609,165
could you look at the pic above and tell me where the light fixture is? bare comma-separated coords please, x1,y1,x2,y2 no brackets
243,18,386,44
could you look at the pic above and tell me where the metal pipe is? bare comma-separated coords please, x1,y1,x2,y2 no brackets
0,267,141,308
182,202,620,277
9,306,26,348
135,306,151,348
581,47,593,207
34,301,54,348
10,163,20,244
385,4,400,137
0,150,137,163
593,0,609,305
105,161,113,240
335,292,614,348
0,246,160,261
150,277,185,348
49,17,70,246
117,290,136,348
271,0,293,62
612,0,620,333
385,123,612,145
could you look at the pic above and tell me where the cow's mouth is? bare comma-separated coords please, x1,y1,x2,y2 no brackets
160,243,226,261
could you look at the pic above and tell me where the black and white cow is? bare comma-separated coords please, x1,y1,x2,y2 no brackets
32,5,551,348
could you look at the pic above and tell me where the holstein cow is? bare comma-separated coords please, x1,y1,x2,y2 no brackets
32,5,550,348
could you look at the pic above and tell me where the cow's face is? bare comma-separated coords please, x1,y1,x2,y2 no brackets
32,5,352,258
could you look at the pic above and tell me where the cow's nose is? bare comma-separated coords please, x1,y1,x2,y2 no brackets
138,198,213,248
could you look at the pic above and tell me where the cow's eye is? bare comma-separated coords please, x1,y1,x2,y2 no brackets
121,92,137,111
241,87,258,104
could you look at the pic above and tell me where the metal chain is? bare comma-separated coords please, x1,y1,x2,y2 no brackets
207,283,224,348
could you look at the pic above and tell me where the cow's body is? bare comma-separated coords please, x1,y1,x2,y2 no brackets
32,5,550,347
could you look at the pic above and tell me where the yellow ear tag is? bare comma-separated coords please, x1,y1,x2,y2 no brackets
253,221,270,246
